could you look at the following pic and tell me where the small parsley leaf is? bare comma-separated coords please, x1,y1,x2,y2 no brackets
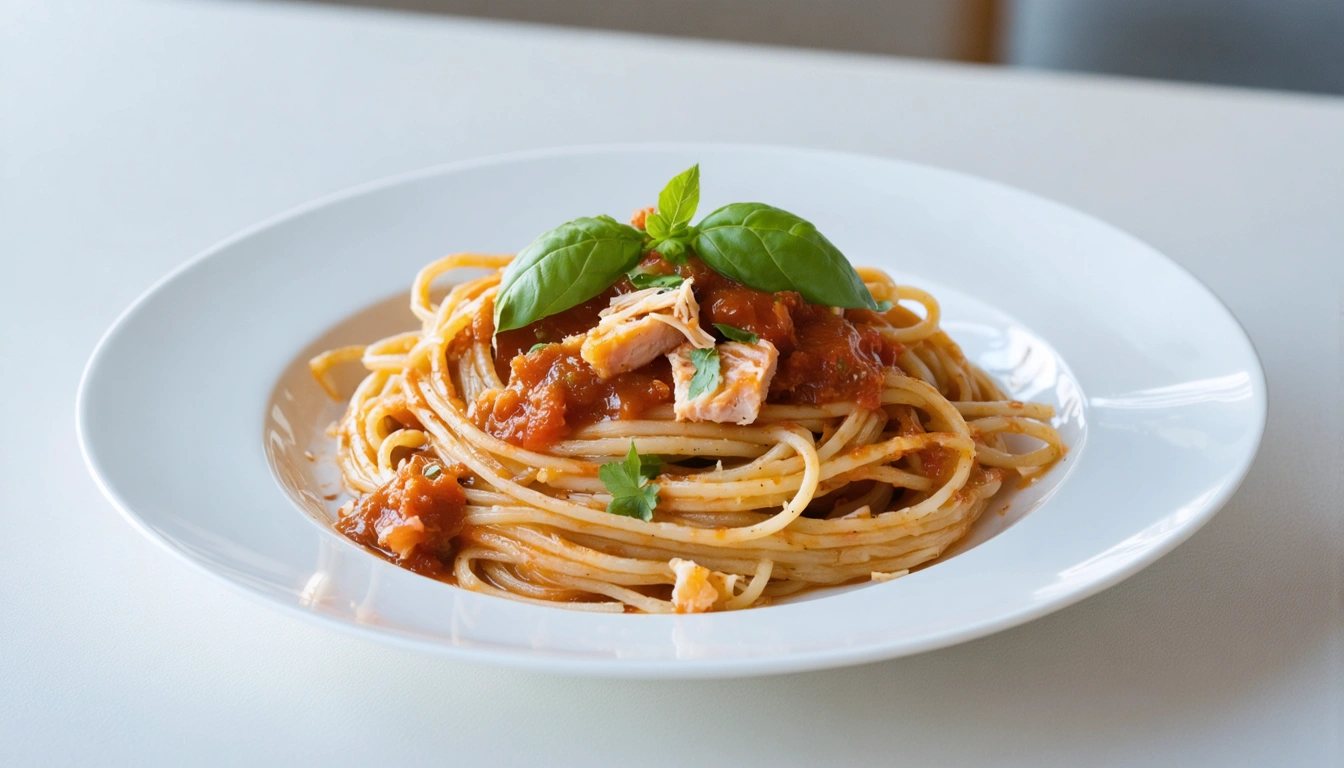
528,343,549,353
598,441,660,521
629,272,685,290
713,323,758,344
638,453,662,482
687,347,722,399
608,491,658,520
422,463,443,479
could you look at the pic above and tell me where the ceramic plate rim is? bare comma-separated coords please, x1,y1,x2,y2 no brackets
76,143,1267,677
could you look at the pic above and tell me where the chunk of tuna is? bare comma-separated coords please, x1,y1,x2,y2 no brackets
670,558,721,614
580,279,715,378
580,317,685,379
668,340,779,425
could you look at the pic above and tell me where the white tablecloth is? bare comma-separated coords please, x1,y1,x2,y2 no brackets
3,1,1340,764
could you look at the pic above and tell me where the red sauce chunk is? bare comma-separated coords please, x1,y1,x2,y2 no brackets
493,290,616,377
770,303,901,410
647,256,802,352
667,256,902,410
336,455,468,578
472,339,672,451
473,252,903,449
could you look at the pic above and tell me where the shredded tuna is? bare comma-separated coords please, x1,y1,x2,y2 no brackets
580,279,714,378
669,340,779,425
579,318,684,379
670,558,722,613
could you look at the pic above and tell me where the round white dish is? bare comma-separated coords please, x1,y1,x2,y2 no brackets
77,145,1265,677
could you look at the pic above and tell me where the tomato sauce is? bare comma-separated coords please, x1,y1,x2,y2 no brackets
474,252,903,449
660,256,902,410
769,303,900,410
336,455,469,578
494,289,619,379
473,340,673,451
917,444,960,485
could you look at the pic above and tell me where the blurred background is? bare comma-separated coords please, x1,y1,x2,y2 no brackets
294,0,1344,95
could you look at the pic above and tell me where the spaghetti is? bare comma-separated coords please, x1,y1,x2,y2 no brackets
311,251,1065,614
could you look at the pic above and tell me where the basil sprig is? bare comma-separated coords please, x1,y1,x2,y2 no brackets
643,165,700,262
493,165,877,334
657,165,699,227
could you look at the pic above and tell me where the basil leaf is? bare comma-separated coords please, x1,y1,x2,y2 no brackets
527,343,549,353
657,164,700,229
874,300,894,312
687,347,721,399
645,212,671,239
495,217,647,332
629,272,685,290
650,237,689,263
599,442,660,521
713,323,758,344
692,203,877,310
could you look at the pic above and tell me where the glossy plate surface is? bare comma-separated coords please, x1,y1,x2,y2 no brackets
77,145,1265,677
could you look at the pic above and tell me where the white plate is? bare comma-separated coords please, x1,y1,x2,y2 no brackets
77,145,1265,677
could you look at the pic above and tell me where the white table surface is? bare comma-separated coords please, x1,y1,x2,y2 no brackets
3,0,1341,765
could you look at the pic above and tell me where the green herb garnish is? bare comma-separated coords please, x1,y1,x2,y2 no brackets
651,238,688,261
598,441,661,521
713,323,758,344
493,216,647,332
492,165,878,336
638,453,663,480
643,164,700,263
692,203,876,310
628,272,685,290
422,463,443,479
874,300,894,312
687,347,722,399
528,343,549,354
